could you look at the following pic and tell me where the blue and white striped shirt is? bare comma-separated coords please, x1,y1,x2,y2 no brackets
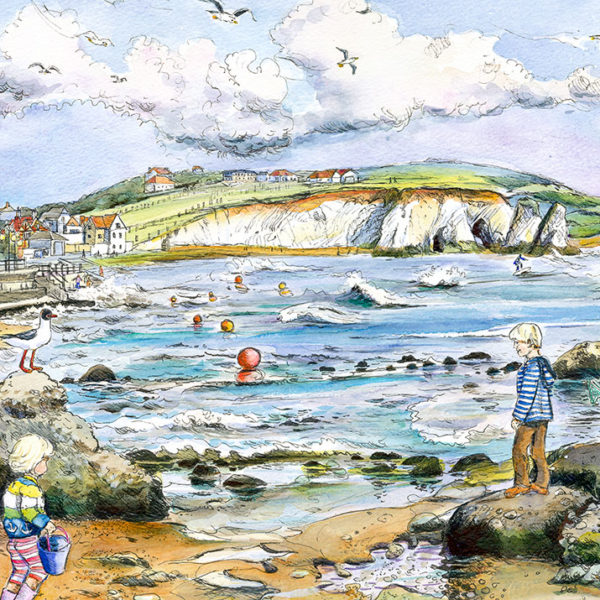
513,356,555,422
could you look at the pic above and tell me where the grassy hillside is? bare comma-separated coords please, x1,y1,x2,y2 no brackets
37,161,600,245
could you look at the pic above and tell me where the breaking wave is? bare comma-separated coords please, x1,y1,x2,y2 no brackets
279,302,361,324
416,265,466,288
337,271,415,307
227,257,311,274
76,277,151,308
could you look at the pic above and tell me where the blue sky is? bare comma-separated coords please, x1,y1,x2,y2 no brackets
2,0,600,206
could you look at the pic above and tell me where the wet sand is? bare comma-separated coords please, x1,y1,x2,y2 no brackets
1,496,597,600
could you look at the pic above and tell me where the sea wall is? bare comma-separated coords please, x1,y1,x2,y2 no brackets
162,188,571,253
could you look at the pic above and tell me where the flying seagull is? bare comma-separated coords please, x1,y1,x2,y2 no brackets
336,47,358,74
29,63,61,74
0,308,57,373
200,0,255,23
80,30,114,46
111,75,127,83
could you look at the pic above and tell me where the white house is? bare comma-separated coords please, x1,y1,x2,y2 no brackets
40,207,70,234
145,167,172,181
306,169,359,184
268,169,298,183
145,175,175,193
84,214,130,255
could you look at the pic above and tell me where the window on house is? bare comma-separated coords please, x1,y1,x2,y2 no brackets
119,232,123,238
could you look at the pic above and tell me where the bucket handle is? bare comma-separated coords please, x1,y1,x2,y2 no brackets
45,526,70,550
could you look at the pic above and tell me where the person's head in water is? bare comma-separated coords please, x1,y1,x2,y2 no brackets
509,322,542,359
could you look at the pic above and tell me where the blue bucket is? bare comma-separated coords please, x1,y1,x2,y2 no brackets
38,527,71,575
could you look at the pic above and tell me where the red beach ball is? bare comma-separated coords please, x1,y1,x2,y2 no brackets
237,347,261,370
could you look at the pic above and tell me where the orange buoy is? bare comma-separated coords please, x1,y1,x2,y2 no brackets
234,275,243,284
237,347,261,370
193,314,202,325
170,296,177,304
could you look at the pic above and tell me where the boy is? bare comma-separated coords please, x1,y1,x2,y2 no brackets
505,323,555,498
2,435,57,600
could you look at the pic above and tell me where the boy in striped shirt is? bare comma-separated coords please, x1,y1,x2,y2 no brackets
505,323,556,498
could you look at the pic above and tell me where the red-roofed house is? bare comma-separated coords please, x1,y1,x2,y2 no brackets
268,169,298,183
145,167,172,181
307,169,358,184
145,175,175,193
83,213,129,255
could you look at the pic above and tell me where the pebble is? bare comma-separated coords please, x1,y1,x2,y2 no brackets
334,564,352,578
385,542,404,559
133,596,161,600
503,510,518,520
291,570,310,578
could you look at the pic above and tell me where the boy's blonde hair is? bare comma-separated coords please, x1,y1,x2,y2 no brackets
9,434,54,474
509,323,543,348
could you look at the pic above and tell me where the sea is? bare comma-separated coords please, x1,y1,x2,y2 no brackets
2,250,600,540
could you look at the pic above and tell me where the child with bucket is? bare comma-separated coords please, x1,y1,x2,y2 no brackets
1,434,69,600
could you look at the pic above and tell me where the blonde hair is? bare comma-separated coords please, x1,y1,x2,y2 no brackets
509,323,543,349
9,434,54,474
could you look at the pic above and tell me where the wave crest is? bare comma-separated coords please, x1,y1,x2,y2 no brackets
338,271,414,307
279,302,361,324
416,265,466,288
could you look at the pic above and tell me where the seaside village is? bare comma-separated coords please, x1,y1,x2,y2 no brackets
0,166,359,260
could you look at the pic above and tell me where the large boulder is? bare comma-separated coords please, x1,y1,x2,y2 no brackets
548,442,600,498
0,372,167,521
553,342,600,379
79,364,117,383
446,486,592,559
534,203,569,249
450,454,496,473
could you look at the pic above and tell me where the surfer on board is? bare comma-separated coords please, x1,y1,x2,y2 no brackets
513,254,527,273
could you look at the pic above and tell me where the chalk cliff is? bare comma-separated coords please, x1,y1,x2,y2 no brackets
159,188,571,253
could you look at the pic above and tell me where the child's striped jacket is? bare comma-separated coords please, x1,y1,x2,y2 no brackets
513,356,555,422
2,475,50,538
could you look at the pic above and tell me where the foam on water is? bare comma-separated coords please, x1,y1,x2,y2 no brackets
279,302,361,324
416,265,466,287
75,276,151,308
338,271,416,306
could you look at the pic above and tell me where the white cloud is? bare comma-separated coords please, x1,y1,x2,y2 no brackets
0,5,292,156
271,0,600,137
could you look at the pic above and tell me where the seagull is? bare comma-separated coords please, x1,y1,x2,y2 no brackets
200,0,255,23
336,48,358,74
29,63,61,75
80,30,114,47
111,75,127,83
0,308,57,373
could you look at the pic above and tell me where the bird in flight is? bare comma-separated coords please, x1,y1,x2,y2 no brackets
200,0,255,23
29,63,61,74
111,75,127,83
336,48,358,74
80,30,114,46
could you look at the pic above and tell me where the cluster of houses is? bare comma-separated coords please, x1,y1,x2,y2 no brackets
142,165,359,194
0,202,130,259
222,168,359,184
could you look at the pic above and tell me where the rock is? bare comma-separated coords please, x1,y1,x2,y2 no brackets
459,352,491,361
112,575,156,588
291,570,310,579
402,455,444,477
561,503,600,565
408,514,447,533
406,363,418,371
462,382,479,389
79,364,117,383
502,361,522,373
550,565,588,584
261,560,278,573
60,377,75,384
361,463,397,475
334,563,351,578
133,595,161,600
443,356,457,365
223,474,266,493
398,355,417,363
446,486,592,559
356,360,368,368
535,203,569,249
385,542,404,559
0,372,168,521
96,553,150,568
370,451,401,461
386,365,396,371
504,199,541,247
319,366,335,372
189,463,220,485
422,360,435,367
553,342,600,379
486,367,501,376
451,454,496,473
548,442,600,497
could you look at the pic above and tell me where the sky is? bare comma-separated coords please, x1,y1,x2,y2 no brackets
2,0,600,206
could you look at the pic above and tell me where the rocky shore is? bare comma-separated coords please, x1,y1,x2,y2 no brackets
1,367,600,599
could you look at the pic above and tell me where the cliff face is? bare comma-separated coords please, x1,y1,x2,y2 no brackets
163,188,571,252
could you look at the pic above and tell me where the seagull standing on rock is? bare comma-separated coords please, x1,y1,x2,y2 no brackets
0,308,57,373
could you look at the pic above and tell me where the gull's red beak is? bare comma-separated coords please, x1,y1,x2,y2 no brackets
51,314,58,319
